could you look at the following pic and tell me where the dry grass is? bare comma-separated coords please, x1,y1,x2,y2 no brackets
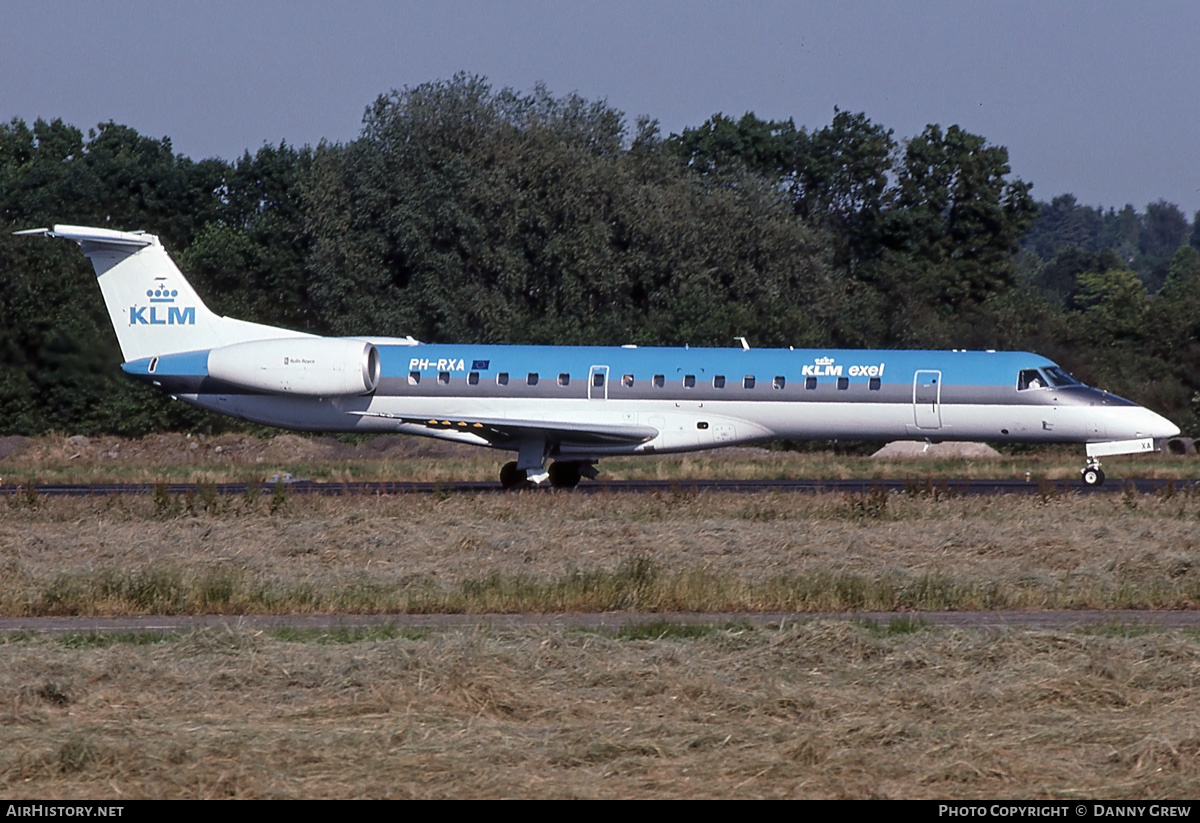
5,441,1200,798
2,433,1198,484
4,489,1200,616
2,623,1199,798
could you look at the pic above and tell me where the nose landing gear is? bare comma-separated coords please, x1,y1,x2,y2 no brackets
1081,457,1106,486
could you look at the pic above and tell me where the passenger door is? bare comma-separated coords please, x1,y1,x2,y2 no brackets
913,370,942,430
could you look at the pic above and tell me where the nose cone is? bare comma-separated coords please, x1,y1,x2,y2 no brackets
1138,407,1181,439
1095,405,1181,441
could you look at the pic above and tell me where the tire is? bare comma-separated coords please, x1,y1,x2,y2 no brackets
499,461,525,489
1081,467,1105,486
548,461,582,488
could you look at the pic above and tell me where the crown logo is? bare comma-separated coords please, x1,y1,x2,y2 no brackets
814,356,835,366
147,283,178,303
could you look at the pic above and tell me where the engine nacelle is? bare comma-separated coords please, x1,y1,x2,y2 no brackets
207,338,380,396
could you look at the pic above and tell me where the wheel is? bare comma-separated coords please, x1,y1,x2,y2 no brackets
548,461,582,488
1081,467,1105,486
499,461,525,489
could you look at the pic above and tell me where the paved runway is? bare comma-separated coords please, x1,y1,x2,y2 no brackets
4,610,1200,635
4,476,1198,497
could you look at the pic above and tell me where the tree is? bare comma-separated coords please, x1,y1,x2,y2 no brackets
1138,200,1189,292
793,110,894,265
854,125,1036,343
1160,245,1200,299
667,112,801,179
669,109,894,267
0,117,232,435
303,76,843,348
1023,194,1105,259
181,143,316,331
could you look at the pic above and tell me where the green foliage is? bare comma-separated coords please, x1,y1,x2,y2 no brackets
1162,245,1200,299
0,117,238,435
669,108,895,267
59,631,174,648
1,79,1198,437
303,76,841,347
1073,268,1147,338
180,143,317,331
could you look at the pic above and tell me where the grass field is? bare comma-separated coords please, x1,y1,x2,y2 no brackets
3,623,1199,799
3,435,1200,798
4,487,1200,616
2,432,1198,485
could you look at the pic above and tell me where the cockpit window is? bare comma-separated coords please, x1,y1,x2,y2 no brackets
1019,367,1084,391
1042,367,1083,387
1017,369,1046,391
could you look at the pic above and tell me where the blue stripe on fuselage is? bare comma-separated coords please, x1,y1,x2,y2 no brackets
380,346,1057,387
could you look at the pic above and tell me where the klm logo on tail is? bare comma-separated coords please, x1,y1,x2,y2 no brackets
129,283,195,326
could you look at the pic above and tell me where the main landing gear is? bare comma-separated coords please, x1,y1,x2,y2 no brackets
500,460,592,489
499,461,524,488
1080,457,1106,487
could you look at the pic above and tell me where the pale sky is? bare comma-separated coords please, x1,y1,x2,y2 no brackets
3,0,1198,215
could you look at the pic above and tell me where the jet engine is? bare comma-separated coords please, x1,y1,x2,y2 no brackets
207,338,381,396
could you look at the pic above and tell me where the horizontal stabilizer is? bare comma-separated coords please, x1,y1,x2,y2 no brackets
16,224,158,252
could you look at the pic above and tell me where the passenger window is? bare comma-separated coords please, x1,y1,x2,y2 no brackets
497,372,509,386
869,377,881,391
622,374,634,387
408,371,420,385
713,375,725,389
653,375,664,388
837,377,849,390
593,372,605,388
558,373,570,387
684,375,696,388
1018,369,1046,391
438,371,450,384
527,373,539,386
773,376,785,390
744,376,756,389
805,377,817,390
468,371,479,385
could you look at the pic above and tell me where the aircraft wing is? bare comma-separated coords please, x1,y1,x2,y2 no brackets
348,412,659,446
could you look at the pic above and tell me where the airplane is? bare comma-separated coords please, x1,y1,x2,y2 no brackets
18,224,1181,488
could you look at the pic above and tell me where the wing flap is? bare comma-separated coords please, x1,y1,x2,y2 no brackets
348,411,658,445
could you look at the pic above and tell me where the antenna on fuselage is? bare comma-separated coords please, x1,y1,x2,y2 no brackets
735,337,750,351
